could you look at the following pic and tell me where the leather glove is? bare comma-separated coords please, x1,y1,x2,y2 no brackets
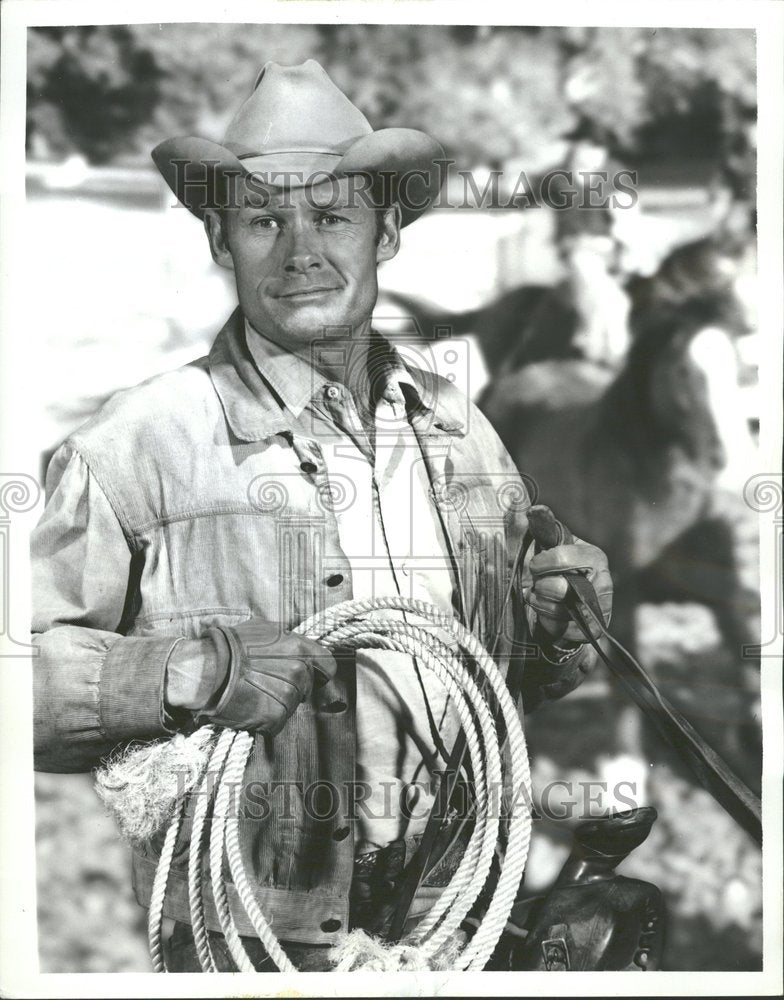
524,541,613,644
197,620,337,735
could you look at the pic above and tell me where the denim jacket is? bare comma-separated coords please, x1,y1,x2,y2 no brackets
32,308,593,944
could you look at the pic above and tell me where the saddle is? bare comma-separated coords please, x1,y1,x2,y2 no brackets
489,806,665,971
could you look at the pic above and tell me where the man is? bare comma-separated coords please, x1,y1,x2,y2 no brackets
32,60,612,971
551,117,633,368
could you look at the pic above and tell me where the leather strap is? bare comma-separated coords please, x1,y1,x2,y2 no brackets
386,529,537,942
389,508,762,944
564,572,762,846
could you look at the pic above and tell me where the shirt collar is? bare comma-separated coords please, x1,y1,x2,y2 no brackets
244,318,330,418
244,317,420,418
207,308,466,442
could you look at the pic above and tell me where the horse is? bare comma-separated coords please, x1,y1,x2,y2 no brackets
383,236,760,788
380,234,751,385
382,280,584,381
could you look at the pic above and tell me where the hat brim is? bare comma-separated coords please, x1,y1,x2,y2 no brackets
151,129,445,228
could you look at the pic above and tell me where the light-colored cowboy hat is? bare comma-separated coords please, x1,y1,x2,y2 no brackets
152,59,445,227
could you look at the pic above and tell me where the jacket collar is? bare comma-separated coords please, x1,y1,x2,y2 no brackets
208,308,292,440
208,307,466,441
244,317,331,418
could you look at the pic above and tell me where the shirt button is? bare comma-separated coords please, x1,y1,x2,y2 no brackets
382,384,405,405
321,918,342,933
326,573,344,587
325,385,341,401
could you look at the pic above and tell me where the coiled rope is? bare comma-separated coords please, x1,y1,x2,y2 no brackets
146,596,533,973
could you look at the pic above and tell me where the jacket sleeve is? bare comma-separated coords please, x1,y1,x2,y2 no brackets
32,443,181,773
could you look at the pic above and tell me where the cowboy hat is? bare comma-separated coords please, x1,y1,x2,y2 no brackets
152,59,445,227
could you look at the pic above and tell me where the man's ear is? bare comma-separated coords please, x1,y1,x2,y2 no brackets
204,210,235,271
376,204,401,264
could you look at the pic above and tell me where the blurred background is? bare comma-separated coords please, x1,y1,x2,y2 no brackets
27,23,762,973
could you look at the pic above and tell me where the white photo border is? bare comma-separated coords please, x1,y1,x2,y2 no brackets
1,1,781,996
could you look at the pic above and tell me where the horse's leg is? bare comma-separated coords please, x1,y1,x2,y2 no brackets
605,572,647,761
635,514,761,792
680,512,759,793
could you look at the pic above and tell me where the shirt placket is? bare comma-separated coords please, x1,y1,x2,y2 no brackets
317,381,402,604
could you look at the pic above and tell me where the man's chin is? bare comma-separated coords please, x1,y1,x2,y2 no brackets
269,304,368,341
275,314,342,342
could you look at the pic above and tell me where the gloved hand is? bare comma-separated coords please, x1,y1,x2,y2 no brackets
191,620,337,735
524,541,613,644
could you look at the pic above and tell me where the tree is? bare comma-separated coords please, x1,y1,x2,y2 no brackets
27,26,164,164
26,24,756,174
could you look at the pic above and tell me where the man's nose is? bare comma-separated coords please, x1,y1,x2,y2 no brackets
282,228,323,274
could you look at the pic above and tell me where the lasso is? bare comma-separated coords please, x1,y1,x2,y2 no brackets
127,596,532,973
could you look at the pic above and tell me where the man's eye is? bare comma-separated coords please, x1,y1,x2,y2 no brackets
318,213,345,226
251,217,280,230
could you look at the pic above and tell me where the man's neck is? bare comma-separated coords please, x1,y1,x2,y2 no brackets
313,326,375,392
245,313,383,408
300,317,372,396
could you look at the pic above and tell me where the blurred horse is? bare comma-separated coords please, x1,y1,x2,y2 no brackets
381,229,631,377
385,237,760,784
382,280,584,381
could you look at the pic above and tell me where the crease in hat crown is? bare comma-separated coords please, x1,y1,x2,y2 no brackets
151,58,445,227
223,60,372,159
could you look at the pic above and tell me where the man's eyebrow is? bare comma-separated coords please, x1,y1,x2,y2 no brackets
238,196,362,212
239,196,290,212
310,201,363,213
243,204,366,218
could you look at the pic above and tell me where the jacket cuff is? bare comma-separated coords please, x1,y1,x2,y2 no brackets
537,641,596,701
100,636,182,742
534,624,583,665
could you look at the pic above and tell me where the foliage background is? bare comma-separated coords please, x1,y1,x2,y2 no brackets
27,24,756,186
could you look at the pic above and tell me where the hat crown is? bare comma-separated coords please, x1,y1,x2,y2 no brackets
223,59,372,158
152,58,445,226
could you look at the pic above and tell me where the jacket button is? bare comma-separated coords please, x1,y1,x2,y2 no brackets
300,461,318,474
321,918,341,932
326,573,344,587
332,826,350,841
321,699,347,714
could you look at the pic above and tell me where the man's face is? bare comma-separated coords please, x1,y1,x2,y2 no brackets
205,177,400,351
571,140,607,175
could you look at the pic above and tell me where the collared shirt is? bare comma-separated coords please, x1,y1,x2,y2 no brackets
32,308,593,945
245,321,461,850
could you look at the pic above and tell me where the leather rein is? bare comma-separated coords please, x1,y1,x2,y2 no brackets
388,504,762,941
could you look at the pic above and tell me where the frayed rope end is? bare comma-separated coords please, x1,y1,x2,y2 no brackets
95,726,216,845
328,928,465,972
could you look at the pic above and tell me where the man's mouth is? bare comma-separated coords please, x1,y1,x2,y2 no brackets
277,286,341,300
